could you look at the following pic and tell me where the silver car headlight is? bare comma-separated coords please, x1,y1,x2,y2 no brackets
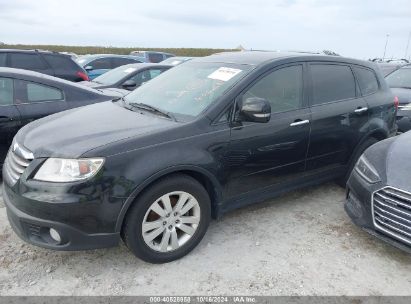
34,158,105,182
354,155,380,184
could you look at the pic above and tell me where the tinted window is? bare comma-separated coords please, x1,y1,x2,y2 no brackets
9,53,47,70
43,54,77,70
311,64,356,105
0,53,6,66
149,68,165,78
128,69,167,86
26,82,63,102
112,58,139,68
385,67,411,89
0,78,13,105
354,67,379,95
130,70,153,86
89,58,112,69
148,53,164,63
243,65,303,113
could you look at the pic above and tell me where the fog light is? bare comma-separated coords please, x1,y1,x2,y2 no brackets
49,228,61,243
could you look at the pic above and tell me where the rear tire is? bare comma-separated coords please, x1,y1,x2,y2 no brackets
122,174,211,263
336,137,378,188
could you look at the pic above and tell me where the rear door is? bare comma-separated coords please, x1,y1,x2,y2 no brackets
352,65,396,134
8,52,54,76
0,77,21,164
13,79,67,127
42,54,82,81
305,63,369,173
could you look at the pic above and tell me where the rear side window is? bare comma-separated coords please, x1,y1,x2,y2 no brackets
243,65,303,113
89,58,112,69
148,53,164,63
0,53,6,66
43,54,78,70
9,53,47,70
14,80,63,103
112,58,139,68
310,64,356,105
353,67,379,95
27,83,63,102
0,77,13,105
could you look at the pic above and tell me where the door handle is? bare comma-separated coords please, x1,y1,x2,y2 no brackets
290,119,310,127
354,107,368,114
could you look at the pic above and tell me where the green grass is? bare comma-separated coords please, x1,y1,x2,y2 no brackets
0,44,238,57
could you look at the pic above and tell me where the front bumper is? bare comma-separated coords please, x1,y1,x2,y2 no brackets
345,170,411,254
3,181,121,251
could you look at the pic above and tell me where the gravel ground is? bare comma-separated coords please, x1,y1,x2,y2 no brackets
0,182,410,296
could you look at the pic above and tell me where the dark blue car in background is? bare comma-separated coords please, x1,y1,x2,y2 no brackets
76,54,146,80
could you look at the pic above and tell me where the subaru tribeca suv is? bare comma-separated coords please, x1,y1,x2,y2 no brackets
2,52,397,263
0,49,89,82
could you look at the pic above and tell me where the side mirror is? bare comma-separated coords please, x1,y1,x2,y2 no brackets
122,79,138,90
85,65,94,71
238,97,271,123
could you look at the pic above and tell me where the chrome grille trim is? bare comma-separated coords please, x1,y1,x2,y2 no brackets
4,143,33,186
372,186,411,246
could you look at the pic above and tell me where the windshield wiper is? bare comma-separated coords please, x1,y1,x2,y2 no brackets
128,102,177,121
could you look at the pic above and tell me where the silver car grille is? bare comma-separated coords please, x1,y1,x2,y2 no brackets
3,142,33,186
372,187,411,246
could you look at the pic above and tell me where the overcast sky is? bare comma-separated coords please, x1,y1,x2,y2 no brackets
1,0,410,60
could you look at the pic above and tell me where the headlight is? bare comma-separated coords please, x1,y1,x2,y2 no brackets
34,158,104,182
354,155,380,183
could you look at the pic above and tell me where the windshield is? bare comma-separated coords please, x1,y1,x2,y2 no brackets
93,65,138,85
124,62,251,119
386,68,411,88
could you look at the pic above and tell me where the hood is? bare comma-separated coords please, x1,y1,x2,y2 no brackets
99,88,130,97
390,88,411,105
16,101,177,158
385,132,411,192
79,81,101,88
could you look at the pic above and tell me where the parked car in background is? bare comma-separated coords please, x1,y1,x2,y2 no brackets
0,49,89,82
345,131,411,254
60,52,79,60
161,56,194,66
0,67,125,166
378,63,403,76
76,54,146,80
3,52,396,263
80,63,172,91
385,64,411,132
129,51,175,63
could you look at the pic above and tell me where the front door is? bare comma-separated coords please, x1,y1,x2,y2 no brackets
224,64,311,200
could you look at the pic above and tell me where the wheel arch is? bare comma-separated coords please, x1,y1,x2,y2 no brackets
115,165,223,232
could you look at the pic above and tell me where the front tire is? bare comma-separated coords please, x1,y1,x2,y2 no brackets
122,174,211,263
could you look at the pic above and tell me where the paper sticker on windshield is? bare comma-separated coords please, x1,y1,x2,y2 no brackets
208,67,242,82
124,68,137,73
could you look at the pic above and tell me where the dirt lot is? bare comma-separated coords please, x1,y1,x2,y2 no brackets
0,182,410,296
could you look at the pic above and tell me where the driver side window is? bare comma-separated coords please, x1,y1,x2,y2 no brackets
243,65,303,113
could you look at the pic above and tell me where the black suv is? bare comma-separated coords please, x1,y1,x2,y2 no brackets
3,52,397,263
0,49,89,82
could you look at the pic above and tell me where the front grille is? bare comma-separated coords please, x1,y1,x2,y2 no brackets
3,143,33,186
373,187,411,246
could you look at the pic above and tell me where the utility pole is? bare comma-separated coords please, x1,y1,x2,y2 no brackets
405,31,411,59
383,34,390,61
